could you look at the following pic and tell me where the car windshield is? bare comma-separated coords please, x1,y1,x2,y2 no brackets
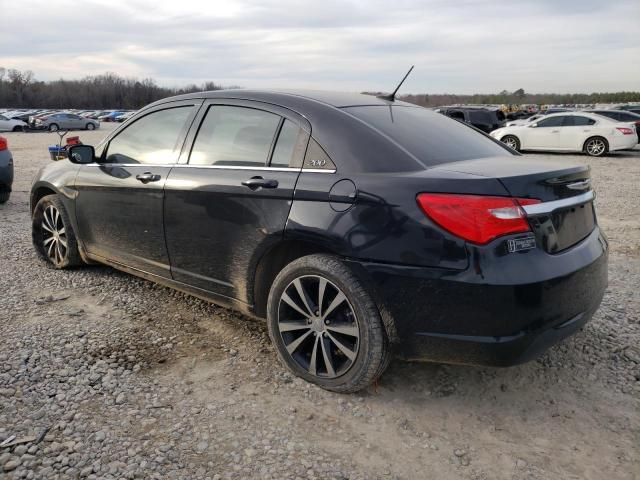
344,105,511,167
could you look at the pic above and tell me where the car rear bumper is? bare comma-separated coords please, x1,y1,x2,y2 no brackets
610,134,638,150
346,226,608,366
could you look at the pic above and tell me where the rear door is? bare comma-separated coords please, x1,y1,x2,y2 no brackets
560,115,597,150
164,100,310,302
74,100,200,276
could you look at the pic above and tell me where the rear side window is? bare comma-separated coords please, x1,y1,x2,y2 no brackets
190,106,280,167
105,106,194,165
537,116,565,127
344,106,510,167
565,116,596,126
270,119,309,168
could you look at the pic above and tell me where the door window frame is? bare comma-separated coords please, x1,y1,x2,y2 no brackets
178,98,312,172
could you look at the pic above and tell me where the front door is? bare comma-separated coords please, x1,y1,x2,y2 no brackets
74,101,200,276
524,115,567,149
164,101,310,302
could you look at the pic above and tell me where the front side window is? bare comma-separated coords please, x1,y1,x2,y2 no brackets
537,116,565,127
104,106,194,165
190,106,280,167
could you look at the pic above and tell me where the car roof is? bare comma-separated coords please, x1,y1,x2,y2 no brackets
156,89,414,109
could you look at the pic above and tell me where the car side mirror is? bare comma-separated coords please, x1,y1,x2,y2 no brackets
529,123,538,128
68,145,96,164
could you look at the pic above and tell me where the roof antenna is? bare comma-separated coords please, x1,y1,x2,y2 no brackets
378,65,414,102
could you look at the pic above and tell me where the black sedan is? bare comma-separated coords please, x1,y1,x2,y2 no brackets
30,90,608,392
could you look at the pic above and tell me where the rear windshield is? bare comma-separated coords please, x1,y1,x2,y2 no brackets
344,106,511,167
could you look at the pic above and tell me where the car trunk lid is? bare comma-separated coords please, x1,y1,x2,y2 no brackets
430,156,596,252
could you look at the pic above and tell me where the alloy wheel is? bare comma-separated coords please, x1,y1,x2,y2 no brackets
586,138,605,156
503,136,518,150
277,275,360,378
41,205,68,266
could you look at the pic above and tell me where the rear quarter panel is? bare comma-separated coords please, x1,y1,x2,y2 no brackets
287,169,511,270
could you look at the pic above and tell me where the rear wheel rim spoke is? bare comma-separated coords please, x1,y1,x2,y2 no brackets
277,275,359,379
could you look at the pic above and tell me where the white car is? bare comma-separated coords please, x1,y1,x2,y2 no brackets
0,114,27,132
490,112,637,157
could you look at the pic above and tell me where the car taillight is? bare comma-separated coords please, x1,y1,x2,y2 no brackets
0,137,7,151
616,127,634,135
416,193,541,245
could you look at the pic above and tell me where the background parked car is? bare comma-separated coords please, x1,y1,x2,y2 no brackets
586,109,640,142
0,114,27,132
98,111,124,122
35,113,100,131
436,106,506,133
115,111,136,122
616,105,640,115
0,136,13,203
490,112,637,156
506,113,546,127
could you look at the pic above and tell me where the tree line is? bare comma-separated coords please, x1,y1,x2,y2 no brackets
1,68,639,109
0,68,226,109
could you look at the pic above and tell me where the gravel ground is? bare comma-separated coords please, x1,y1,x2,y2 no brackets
0,126,639,480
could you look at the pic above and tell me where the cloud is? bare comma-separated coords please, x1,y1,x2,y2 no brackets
0,0,638,93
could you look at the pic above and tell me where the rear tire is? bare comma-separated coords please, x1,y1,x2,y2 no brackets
49,123,59,132
32,194,83,269
584,136,608,157
267,254,390,393
501,135,520,151
0,191,9,204
12,125,24,132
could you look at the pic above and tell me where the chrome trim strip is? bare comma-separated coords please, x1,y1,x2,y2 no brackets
522,190,595,216
86,163,336,173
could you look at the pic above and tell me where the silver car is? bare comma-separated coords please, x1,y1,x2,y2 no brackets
36,113,99,131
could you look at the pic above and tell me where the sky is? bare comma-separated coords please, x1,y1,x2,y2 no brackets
0,0,638,94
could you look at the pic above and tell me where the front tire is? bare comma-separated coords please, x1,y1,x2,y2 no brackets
584,136,608,157
501,135,520,151
86,123,95,130
32,194,83,269
267,254,389,393
48,123,59,132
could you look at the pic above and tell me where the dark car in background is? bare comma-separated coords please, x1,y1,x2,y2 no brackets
30,90,608,392
435,106,506,133
587,109,640,142
0,136,14,203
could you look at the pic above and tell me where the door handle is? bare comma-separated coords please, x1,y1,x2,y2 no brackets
241,176,279,190
135,172,161,184
551,130,560,133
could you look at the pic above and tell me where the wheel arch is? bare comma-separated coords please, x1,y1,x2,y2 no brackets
250,239,399,344
251,239,333,318
30,183,59,213
583,135,609,153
